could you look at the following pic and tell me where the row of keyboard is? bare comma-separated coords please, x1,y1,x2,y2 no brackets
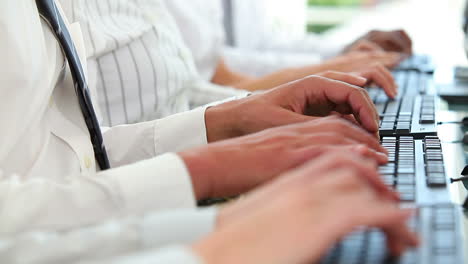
379,136,447,202
319,55,463,264
366,70,437,138
320,205,461,264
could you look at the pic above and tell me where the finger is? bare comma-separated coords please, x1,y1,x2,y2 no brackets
351,144,388,165
346,40,384,54
370,52,402,68
356,40,384,52
354,87,380,128
318,71,368,87
381,210,420,255
299,117,386,153
375,64,398,95
384,220,420,256
315,153,395,199
303,76,380,134
295,142,387,168
337,84,379,126
349,200,419,248
331,113,360,126
290,132,360,150
359,66,397,98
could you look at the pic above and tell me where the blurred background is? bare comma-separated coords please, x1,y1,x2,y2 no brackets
225,0,467,67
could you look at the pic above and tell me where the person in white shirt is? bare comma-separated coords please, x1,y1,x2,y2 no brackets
63,0,401,127
0,0,418,262
0,151,419,264
165,0,411,92
60,0,245,126
0,0,388,235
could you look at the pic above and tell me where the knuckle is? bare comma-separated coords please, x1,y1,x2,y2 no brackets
338,170,361,189
332,152,354,164
269,130,298,142
323,115,342,123
327,118,350,129
320,133,345,144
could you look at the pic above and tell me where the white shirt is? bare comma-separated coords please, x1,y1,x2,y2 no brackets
0,1,215,262
0,208,217,264
165,0,339,78
60,0,243,127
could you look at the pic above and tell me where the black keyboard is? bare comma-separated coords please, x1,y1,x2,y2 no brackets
379,136,447,202
423,136,446,187
367,71,437,138
395,54,434,73
320,205,461,264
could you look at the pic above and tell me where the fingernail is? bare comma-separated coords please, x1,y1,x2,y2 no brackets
377,152,389,163
357,76,368,83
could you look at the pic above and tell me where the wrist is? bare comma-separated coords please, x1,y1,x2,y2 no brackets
205,103,241,142
179,148,216,200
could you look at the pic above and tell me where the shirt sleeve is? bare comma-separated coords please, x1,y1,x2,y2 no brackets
0,208,216,264
188,80,248,108
77,247,204,264
223,46,322,77
0,153,202,234
102,107,209,168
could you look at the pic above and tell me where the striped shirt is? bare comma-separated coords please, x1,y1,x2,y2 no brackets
60,0,243,126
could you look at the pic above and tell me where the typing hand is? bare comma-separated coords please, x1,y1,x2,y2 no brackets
348,29,413,55
205,73,380,142
316,52,402,97
317,69,398,98
180,117,389,200
193,151,419,264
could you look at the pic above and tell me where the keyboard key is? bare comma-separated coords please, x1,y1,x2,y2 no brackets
397,176,415,185
385,100,400,114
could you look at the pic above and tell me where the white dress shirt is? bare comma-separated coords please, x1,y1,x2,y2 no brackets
0,1,217,262
0,208,217,264
60,0,244,127
165,0,342,78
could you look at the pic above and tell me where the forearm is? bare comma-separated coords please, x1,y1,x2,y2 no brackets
211,59,256,88
211,57,331,92
232,65,324,91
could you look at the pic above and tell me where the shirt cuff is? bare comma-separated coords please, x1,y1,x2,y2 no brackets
112,153,197,214
142,207,218,247
154,108,208,156
91,246,205,264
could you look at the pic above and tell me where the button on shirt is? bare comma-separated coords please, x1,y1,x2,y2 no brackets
59,0,245,127
0,1,219,262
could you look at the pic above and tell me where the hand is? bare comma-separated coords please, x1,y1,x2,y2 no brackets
317,68,398,98
351,29,413,55
180,116,390,200
315,53,401,97
205,73,380,143
321,51,403,71
193,151,419,264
